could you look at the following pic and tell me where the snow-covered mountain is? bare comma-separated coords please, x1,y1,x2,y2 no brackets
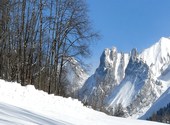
138,37,170,119
79,47,129,110
0,79,165,125
64,58,88,97
106,48,162,117
79,37,170,118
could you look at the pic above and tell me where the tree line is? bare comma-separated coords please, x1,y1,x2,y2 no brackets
147,103,170,124
0,0,98,96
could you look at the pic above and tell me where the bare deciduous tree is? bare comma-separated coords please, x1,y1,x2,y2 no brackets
0,0,98,97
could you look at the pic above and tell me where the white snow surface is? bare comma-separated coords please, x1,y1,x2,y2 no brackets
107,81,135,108
141,87,170,120
0,79,166,125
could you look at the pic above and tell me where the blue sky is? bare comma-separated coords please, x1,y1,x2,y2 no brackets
86,0,170,74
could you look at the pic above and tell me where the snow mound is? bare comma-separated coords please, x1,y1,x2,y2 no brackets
0,79,166,125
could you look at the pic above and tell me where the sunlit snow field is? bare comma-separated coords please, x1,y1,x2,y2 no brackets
0,80,166,125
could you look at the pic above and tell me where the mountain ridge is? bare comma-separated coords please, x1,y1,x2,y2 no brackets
79,37,170,118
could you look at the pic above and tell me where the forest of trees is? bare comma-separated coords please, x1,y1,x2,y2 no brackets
0,0,98,96
147,103,170,124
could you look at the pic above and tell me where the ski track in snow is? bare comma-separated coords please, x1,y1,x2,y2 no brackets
0,103,69,125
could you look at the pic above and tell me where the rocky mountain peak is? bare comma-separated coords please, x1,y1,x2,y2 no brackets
99,47,118,69
130,48,138,62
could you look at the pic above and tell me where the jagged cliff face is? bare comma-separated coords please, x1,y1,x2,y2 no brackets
97,47,129,84
79,48,129,110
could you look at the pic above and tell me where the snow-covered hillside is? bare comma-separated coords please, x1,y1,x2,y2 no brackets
140,37,170,77
138,37,170,119
0,80,166,125
141,87,170,120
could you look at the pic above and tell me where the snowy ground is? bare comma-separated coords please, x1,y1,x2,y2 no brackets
0,80,166,125
0,103,70,125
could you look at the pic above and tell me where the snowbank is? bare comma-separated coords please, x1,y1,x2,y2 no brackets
0,80,166,125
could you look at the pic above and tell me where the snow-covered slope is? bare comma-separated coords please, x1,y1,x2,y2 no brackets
140,37,170,77
105,48,162,117
157,65,170,92
137,37,170,119
79,47,129,110
0,80,166,125
141,87,170,120
0,103,71,125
